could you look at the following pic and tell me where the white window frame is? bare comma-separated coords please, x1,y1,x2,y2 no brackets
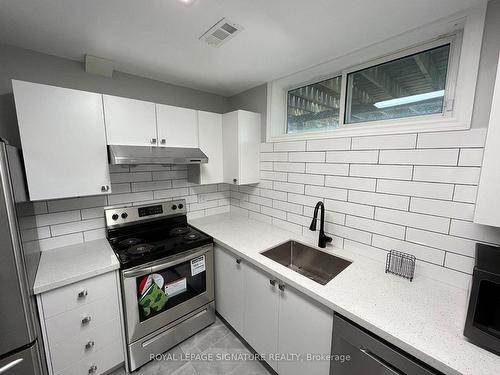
266,4,486,142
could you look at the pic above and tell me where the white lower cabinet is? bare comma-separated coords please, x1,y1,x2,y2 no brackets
37,271,124,375
214,245,333,375
277,285,333,375
214,245,245,333
242,263,280,372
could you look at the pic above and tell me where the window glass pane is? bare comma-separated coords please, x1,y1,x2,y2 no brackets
345,44,450,124
287,76,342,134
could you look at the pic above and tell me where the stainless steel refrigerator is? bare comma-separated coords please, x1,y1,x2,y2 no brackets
0,140,44,375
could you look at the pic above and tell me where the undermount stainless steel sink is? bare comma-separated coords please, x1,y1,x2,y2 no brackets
261,240,352,285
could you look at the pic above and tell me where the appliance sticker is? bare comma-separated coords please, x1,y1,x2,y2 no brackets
165,277,187,298
190,255,206,276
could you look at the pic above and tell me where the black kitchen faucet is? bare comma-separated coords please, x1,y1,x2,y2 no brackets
309,201,333,248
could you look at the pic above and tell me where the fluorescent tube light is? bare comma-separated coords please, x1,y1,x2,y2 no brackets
374,90,445,109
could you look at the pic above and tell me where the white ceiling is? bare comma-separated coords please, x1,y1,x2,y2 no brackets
0,0,485,96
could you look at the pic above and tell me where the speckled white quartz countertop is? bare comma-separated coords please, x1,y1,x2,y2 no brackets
189,213,500,375
34,238,120,294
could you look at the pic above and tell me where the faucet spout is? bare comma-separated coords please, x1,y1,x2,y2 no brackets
309,201,332,248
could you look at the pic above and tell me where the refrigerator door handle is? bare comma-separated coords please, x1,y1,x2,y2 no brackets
0,358,23,374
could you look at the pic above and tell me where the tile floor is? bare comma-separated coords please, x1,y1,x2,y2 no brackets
110,317,272,375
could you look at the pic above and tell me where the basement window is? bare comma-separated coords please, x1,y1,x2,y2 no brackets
285,36,459,135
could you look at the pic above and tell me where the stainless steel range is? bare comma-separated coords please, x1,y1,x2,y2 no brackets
105,200,215,372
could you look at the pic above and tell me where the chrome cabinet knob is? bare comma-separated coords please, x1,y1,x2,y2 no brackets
161,139,166,144
235,258,242,265
78,290,88,299
88,365,97,374
269,279,277,286
81,315,92,325
150,138,157,144
278,282,286,292
101,185,110,192
85,341,95,350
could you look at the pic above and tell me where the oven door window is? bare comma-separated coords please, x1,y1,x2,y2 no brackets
136,255,207,322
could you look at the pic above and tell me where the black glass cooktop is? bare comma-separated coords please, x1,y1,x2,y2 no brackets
107,216,213,269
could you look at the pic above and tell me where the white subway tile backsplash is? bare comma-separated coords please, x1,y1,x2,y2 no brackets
325,176,376,191
38,233,83,251
410,198,475,221
376,179,454,200
50,218,105,236
326,150,378,164
83,228,106,241
274,181,305,194
47,196,106,213
261,188,287,201
413,166,481,185
274,162,305,173
273,140,306,152
109,191,154,205
346,216,405,239
348,190,409,211
152,170,187,180
288,193,323,207
272,218,302,235
416,128,487,148
458,149,484,167
306,163,349,176
189,200,219,212
131,180,173,192
405,228,477,257
306,138,351,151
444,253,475,274
304,206,345,225
273,200,303,215
352,134,416,150
379,149,459,166
288,172,324,186
261,206,287,219
343,240,387,262
21,226,51,242
375,207,450,233
260,161,273,171
81,207,105,220
327,223,372,245
249,211,272,224
111,183,132,194
326,200,374,219
260,171,288,181
350,164,413,180
289,152,325,162
372,234,445,265
26,210,81,229
453,185,477,204
305,185,347,201
111,172,152,183
248,195,273,207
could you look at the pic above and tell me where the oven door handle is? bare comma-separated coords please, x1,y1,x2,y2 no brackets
122,245,211,279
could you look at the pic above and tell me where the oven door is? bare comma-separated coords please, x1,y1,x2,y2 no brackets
122,244,214,343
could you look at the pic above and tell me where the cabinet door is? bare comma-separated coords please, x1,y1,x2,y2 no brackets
243,263,279,372
156,104,198,148
474,54,500,227
12,80,111,201
188,111,224,185
103,95,157,146
222,111,239,184
237,111,261,185
278,285,333,375
214,246,245,334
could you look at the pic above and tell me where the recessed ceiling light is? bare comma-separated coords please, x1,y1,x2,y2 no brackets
178,0,197,6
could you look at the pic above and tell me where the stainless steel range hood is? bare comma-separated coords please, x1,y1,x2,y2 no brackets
108,145,208,165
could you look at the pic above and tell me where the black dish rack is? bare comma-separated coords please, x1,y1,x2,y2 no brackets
385,249,416,282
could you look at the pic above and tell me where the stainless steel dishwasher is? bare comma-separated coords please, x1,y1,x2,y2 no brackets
331,314,441,375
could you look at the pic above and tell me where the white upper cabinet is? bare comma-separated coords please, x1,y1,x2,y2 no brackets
103,95,157,146
12,80,111,201
156,104,199,148
222,110,261,185
474,54,500,227
187,111,224,185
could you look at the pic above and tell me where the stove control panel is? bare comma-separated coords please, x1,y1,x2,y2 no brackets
104,199,187,228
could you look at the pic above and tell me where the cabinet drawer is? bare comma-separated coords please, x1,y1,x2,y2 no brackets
42,272,117,318
54,340,124,375
50,317,122,373
45,294,120,345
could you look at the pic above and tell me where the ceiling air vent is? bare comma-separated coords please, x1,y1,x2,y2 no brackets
199,18,243,47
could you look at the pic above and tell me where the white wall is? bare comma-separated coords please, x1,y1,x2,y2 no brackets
0,43,230,147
